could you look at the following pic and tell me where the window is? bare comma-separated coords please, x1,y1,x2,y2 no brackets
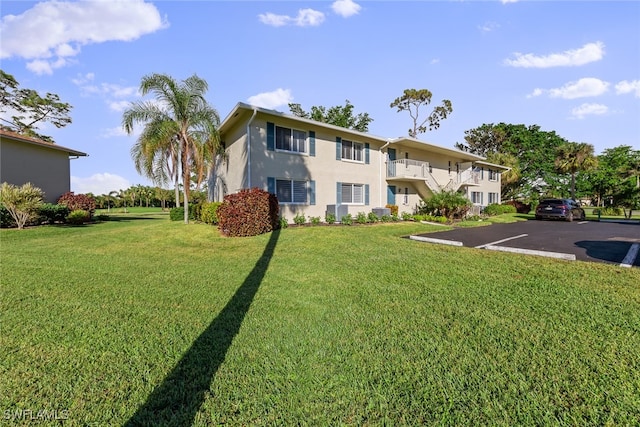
471,191,483,205
488,169,498,181
276,179,307,203
488,192,499,204
341,183,364,204
403,187,409,205
276,126,306,153
341,140,363,162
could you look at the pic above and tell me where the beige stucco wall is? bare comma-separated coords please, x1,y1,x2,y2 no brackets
1,138,72,203
216,107,506,222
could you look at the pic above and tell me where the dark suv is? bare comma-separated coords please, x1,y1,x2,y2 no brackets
535,198,585,222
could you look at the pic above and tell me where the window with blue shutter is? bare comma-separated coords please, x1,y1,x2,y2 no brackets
387,185,396,205
336,137,342,160
309,131,315,157
267,177,276,195
267,122,275,151
365,184,370,205
309,180,316,205
336,181,342,205
365,143,370,164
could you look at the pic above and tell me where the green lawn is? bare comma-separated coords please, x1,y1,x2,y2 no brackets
1,216,639,425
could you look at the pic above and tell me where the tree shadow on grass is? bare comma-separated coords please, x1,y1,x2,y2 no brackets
125,228,280,426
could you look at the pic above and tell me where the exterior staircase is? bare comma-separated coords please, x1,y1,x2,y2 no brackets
387,159,481,199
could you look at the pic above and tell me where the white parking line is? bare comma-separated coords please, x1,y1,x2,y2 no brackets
409,235,463,246
620,243,640,268
484,245,576,261
475,234,528,249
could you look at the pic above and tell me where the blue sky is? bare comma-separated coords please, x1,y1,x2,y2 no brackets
1,0,639,195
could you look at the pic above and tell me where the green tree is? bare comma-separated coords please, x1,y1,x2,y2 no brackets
554,142,598,200
288,99,373,132
390,89,453,138
122,73,220,223
0,182,44,229
0,70,72,143
456,123,568,200
586,146,640,214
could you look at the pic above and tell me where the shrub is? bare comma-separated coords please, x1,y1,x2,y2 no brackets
368,211,379,223
504,200,531,214
0,182,44,229
293,213,306,225
217,188,279,237
0,205,15,228
385,204,399,216
381,214,392,223
191,202,203,222
66,209,90,225
341,213,353,225
310,216,321,226
325,212,336,224
39,203,70,224
401,212,413,221
95,214,110,222
356,212,368,224
57,192,96,218
483,203,517,216
420,190,471,222
200,201,222,225
170,207,188,221
594,207,624,216
279,217,289,229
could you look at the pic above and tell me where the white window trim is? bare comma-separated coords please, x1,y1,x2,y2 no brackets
341,140,364,163
276,179,308,204
275,125,307,155
341,183,365,205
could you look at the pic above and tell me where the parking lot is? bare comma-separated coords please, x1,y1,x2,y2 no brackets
410,219,640,268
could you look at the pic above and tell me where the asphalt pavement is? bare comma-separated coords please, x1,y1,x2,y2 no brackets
410,219,640,268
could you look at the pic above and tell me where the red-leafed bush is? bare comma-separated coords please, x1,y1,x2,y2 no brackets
217,188,279,237
57,192,96,217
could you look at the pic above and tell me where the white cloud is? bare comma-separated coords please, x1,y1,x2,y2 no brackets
101,127,129,138
571,103,609,119
478,22,500,33
0,0,168,74
108,101,133,113
258,12,290,27
615,80,640,97
71,173,132,195
504,42,605,68
72,73,138,112
258,8,325,27
332,0,362,18
529,78,609,99
247,89,293,109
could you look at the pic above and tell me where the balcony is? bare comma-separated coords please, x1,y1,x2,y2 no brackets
386,159,430,181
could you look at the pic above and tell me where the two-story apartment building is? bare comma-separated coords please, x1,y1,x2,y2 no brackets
211,103,508,221
0,129,87,203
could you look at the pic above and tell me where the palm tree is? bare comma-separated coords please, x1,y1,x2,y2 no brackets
122,73,220,223
554,142,598,200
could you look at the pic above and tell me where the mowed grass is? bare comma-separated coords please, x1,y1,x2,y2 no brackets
1,216,639,425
